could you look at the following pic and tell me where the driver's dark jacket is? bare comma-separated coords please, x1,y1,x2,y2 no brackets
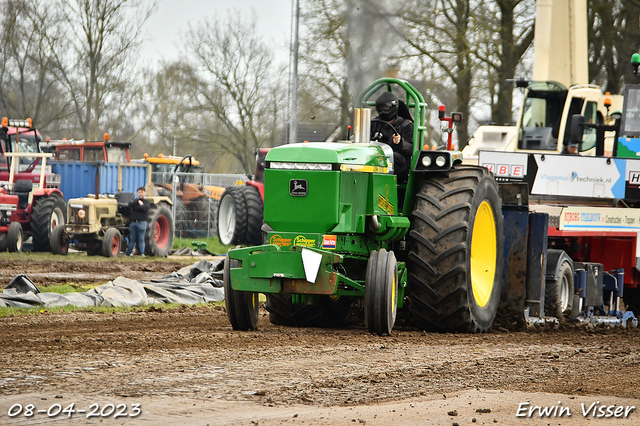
370,116,413,159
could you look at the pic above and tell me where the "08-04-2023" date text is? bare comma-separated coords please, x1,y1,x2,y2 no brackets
7,402,141,419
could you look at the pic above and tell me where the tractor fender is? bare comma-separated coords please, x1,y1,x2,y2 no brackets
545,249,574,282
246,180,265,201
31,188,64,198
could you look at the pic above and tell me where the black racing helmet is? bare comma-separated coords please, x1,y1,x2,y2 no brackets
375,92,399,121
376,92,399,121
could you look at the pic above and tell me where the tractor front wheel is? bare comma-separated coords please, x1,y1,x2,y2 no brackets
50,225,69,255
145,205,174,257
7,222,23,253
364,249,398,335
545,260,574,318
407,166,503,332
224,256,259,330
102,228,122,257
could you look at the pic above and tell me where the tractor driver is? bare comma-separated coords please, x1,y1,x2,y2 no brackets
370,92,413,181
562,140,579,155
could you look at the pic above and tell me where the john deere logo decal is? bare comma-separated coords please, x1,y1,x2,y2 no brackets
290,179,308,196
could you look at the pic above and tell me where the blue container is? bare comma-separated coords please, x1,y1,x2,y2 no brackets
51,161,149,201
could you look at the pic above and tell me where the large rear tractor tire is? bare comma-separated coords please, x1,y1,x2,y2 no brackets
145,205,174,257
224,256,259,330
407,166,504,332
173,197,189,235
7,222,23,253
192,195,219,237
239,185,263,246
217,187,247,246
364,249,398,335
545,260,574,318
30,194,66,252
102,228,122,257
50,225,69,255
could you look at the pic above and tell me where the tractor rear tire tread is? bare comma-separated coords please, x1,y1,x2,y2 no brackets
407,166,503,333
217,187,247,246
192,195,218,235
30,194,66,252
239,185,264,246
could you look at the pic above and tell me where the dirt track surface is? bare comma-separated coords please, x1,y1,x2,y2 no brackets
0,257,193,286
1,257,640,425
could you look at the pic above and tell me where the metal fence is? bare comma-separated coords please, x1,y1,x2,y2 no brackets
151,172,246,241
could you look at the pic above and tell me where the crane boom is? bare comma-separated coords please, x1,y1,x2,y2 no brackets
532,0,589,87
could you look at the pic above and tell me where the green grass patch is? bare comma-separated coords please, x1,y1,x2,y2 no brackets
0,301,225,318
172,235,234,255
38,283,95,294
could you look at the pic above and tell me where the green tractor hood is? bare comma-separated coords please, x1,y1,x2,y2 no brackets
266,142,389,169
263,142,403,235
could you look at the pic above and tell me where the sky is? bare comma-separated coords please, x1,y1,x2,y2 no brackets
141,0,294,67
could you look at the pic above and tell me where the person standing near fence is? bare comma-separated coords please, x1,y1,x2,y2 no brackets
126,186,150,257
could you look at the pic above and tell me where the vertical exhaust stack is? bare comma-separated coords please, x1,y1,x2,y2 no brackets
353,108,371,143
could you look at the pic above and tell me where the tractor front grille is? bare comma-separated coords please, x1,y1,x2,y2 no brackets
69,206,88,225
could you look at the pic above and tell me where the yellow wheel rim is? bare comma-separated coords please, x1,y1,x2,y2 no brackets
391,272,397,315
470,201,497,308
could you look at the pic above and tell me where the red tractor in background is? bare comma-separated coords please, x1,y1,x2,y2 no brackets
0,118,65,252
217,148,268,246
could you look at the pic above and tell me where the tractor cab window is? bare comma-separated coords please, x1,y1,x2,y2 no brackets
621,85,640,137
10,132,40,171
150,163,173,184
84,148,104,162
58,148,81,161
518,82,568,151
579,101,600,152
106,146,127,162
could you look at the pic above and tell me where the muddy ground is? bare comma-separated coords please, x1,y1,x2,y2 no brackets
1,257,639,425
0,256,193,287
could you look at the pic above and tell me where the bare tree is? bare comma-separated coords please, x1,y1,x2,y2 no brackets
298,0,350,138
588,0,640,93
45,0,156,140
186,12,285,174
402,0,475,149
0,0,70,130
474,0,534,125
132,60,224,168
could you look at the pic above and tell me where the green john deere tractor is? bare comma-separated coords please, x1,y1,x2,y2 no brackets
223,78,504,335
